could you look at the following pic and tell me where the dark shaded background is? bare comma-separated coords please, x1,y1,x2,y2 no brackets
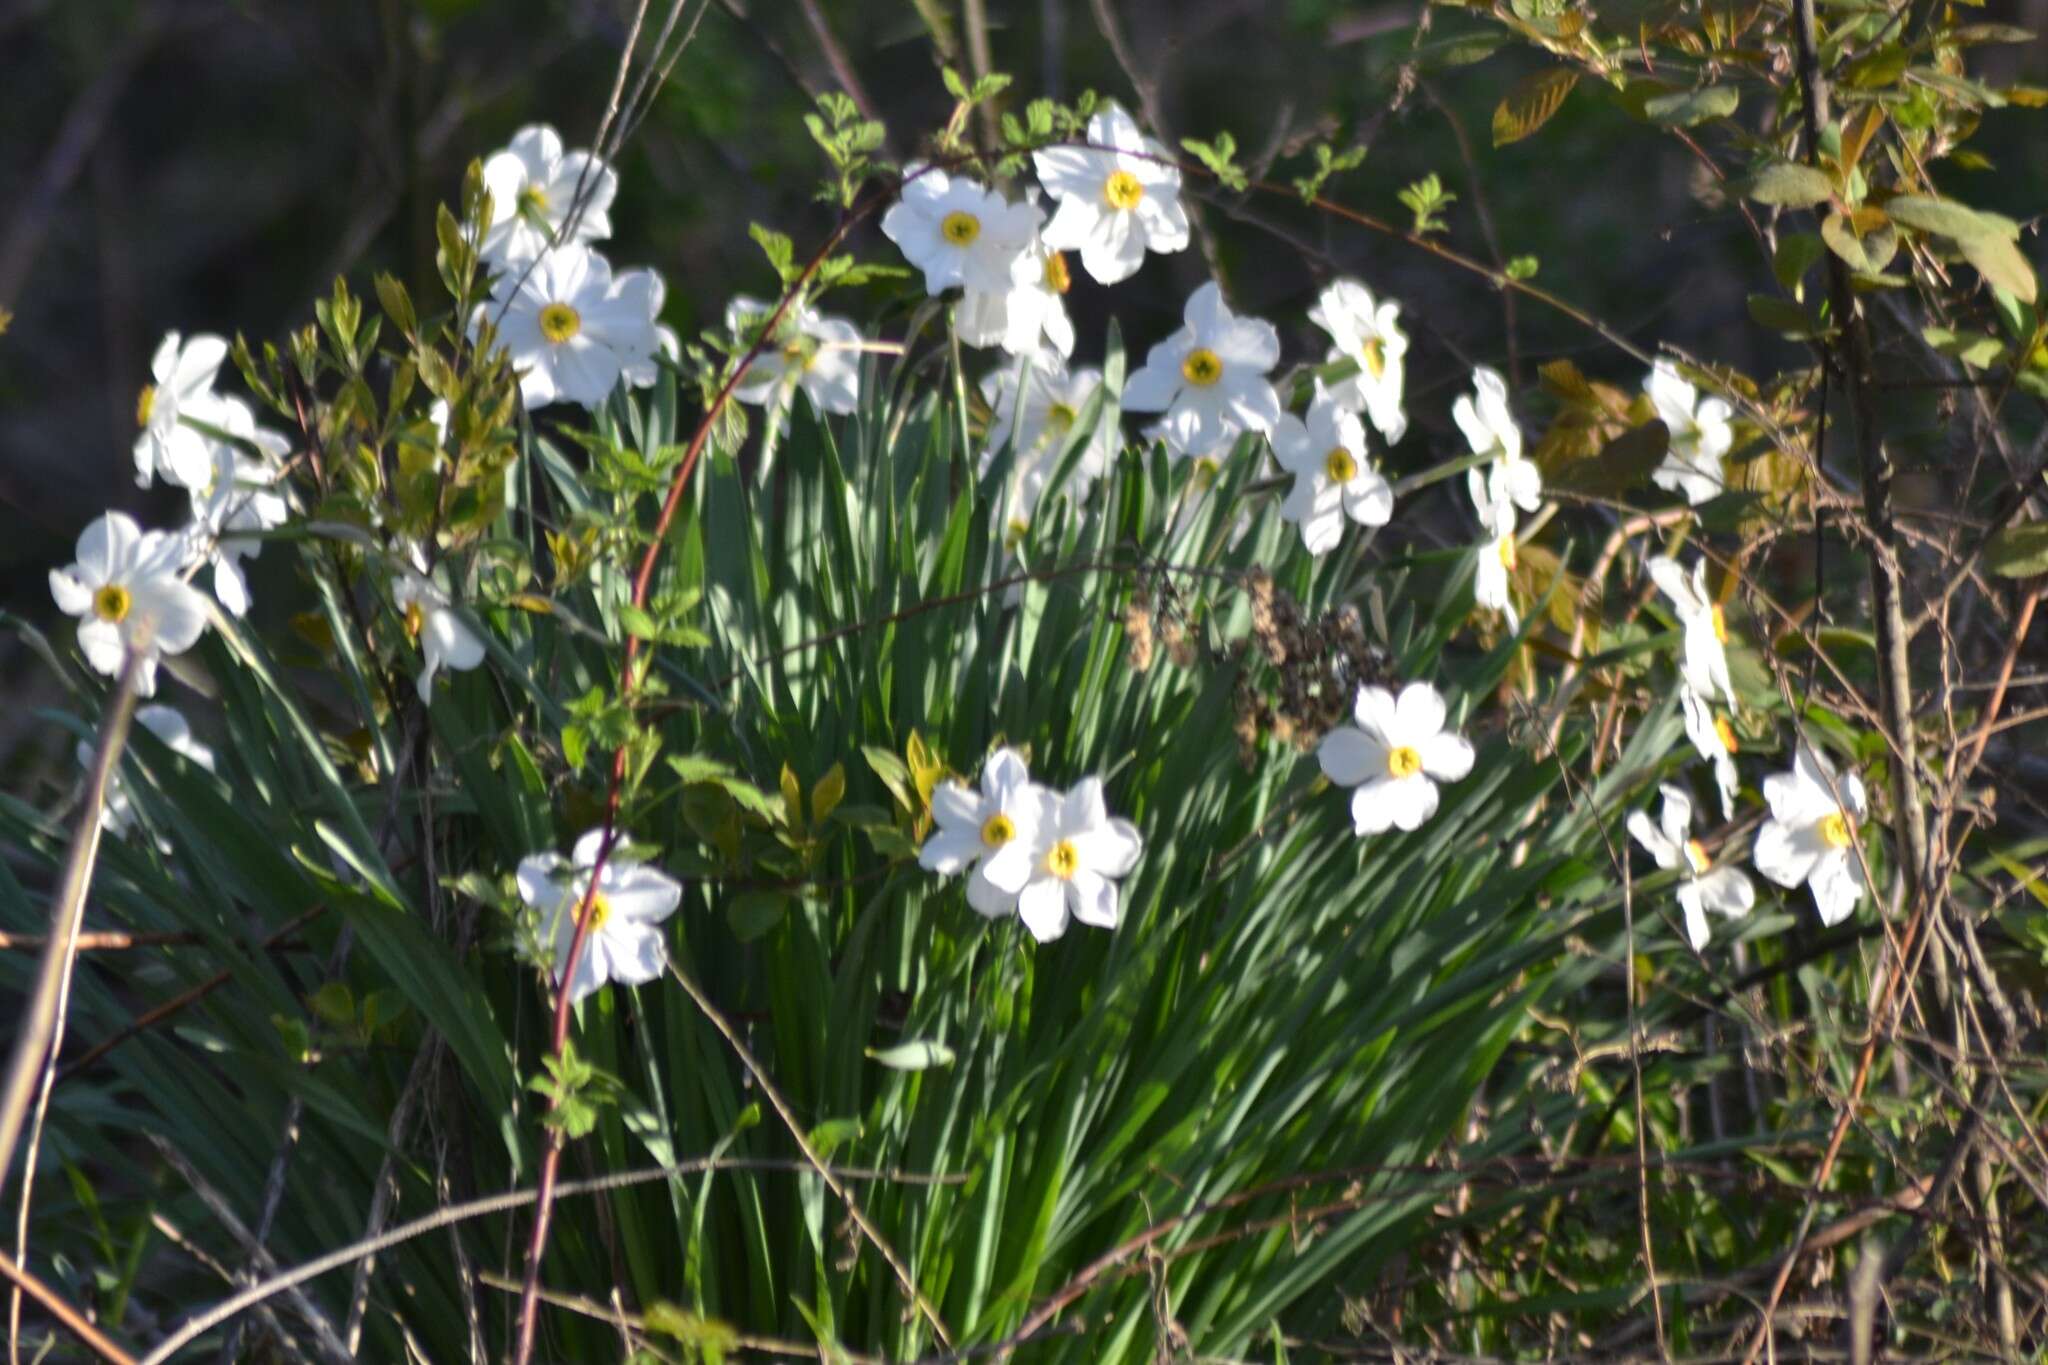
2,0,2044,757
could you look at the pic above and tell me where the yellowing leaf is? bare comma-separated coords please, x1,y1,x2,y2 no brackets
1492,67,1579,147
811,762,846,825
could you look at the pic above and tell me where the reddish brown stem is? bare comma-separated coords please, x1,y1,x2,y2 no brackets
510,187,888,1365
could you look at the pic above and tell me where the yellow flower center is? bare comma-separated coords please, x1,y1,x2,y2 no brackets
1323,447,1358,484
1005,517,1030,550
519,184,550,215
581,890,611,931
1046,401,1077,433
1042,251,1071,294
1191,457,1219,490
1386,745,1423,779
1684,839,1711,874
1497,535,1517,571
1361,336,1386,379
539,302,581,343
1714,714,1739,754
92,584,131,624
781,338,816,372
1711,603,1729,645
981,813,1015,847
135,384,156,428
1046,838,1080,879
1820,811,1853,849
403,600,425,639
1102,169,1144,211
1181,348,1223,388
941,211,981,246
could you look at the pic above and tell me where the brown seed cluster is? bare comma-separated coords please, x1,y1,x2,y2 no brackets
1233,570,1391,764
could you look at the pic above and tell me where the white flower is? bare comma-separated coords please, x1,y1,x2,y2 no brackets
1317,682,1475,835
1308,279,1409,444
1468,467,1520,632
480,125,618,270
49,512,210,697
1754,744,1868,927
1647,556,1735,708
1014,778,1143,941
1145,420,1253,548
392,548,485,703
1452,366,1541,514
1122,282,1281,452
881,165,1039,298
727,295,863,433
184,397,292,617
1269,382,1393,555
133,331,230,489
919,748,1049,918
981,354,1115,541
957,233,1076,358
518,829,682,1006
1679,689,1741,820
486,245,664,410
1032,102,1190,285
1645,360,1733,506
79,704,216,843
1627,783,1755,950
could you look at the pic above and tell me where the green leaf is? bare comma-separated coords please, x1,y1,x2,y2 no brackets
1747,162,1835,207
726,890,789,942
1643,84,1739,126
1959,233,2038,303
1883,195,2021,242
865,1039,957,1070
1985,521,2048,577
1748,293,1824,338
1843,44,1909,89
1820,211,1874,272
1773,232,1824,295
1492,67,1579,146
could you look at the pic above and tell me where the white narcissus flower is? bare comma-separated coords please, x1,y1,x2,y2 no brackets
1144,420,1253,549
480,124,618,270
1680,689,1741,820
918,748,1049,918
727,295,863,434
1014,778,1143,942
1645,360,1734,506
393,548,485,703
1032,102,1190,285
133,331,230,489
957,234,1076,358
1754,743,1868,927
882,165,1039,298
1308,279,1409,445
1467,467,1520,632
1317,682,1475,835
487,245,664,410
980,355,1115,541
518,829,682,1006
1648,556,1735,708
49,512,210,697
1122,282,1281,452
1269,383,1393,555
1627,783,1755,951
1453,366,1541,514
79,704,216,842
184,397,292,617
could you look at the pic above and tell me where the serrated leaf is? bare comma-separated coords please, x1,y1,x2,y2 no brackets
1747,162,1835,207
1644,84,1739,126
1985,521,2048,577
1492,67,1579,146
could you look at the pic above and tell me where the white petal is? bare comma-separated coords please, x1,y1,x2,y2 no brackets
1752,817,1822,890
1016,878,1071,941
919,826,984,876
1067,870,1120,929
1808,850,1864,926
1317,725,1379,788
